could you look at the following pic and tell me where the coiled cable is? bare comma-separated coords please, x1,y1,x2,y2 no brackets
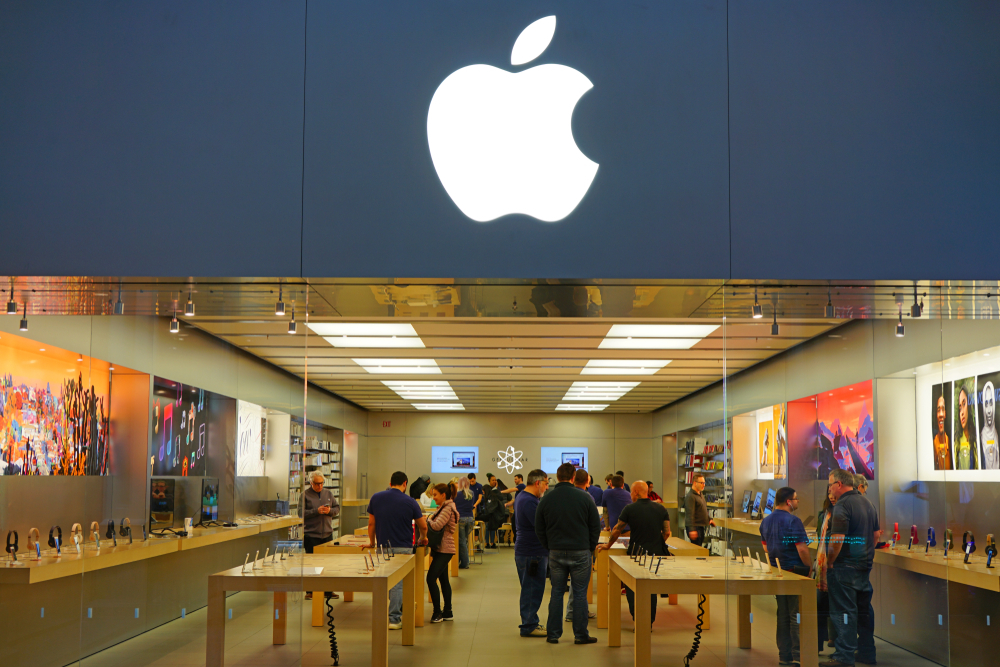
683,594,706,667
326,595,340,666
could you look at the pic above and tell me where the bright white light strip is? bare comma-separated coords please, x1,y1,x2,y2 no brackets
382,381,458,401
581,359,670,375
326,337,425,348
556,404,608,411
562,381,639,402
353,359,441,374
412,404,465,411
598,324,719,351
308,323,420,337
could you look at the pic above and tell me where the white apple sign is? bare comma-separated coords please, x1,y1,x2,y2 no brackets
427,16,598,223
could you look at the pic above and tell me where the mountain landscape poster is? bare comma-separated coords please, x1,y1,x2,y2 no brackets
788,380,875,481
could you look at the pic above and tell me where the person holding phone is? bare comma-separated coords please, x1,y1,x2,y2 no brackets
299,471,341,599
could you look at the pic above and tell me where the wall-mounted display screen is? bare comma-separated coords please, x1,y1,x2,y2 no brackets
741,490,752,514
539,447,589,474
787,380,875,481
236,400,266,477
201,477,219,522
150,377,234,477
916,347,1000,480
150,478,175,525
763,488,776,516
431,446,479,474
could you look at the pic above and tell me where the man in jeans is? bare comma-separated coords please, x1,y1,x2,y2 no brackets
535,462,601,644
367,471,428,630
513,469,549,637
823,469,879,667
760,487,812,666
684,474,715,546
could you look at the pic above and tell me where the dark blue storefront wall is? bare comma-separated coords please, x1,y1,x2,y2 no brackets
1,1,997,280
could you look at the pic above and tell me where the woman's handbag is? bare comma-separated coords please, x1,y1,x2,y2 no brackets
427,505,447,550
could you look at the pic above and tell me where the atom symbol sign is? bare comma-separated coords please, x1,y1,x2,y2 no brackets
496,445,523,475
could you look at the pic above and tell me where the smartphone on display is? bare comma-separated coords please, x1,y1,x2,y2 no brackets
741,490,752,514
751,492,763,519
763,488,776,516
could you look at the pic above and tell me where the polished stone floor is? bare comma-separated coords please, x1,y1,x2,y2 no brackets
77,548,937,667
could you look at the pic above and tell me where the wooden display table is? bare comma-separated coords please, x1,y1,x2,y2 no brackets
311,544,429,627
608,555,818,667
595,536,708,629
206,553,416,667
0,516,301,585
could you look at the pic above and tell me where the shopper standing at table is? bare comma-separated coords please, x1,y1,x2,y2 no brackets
299,471,341,600
426,482,459,623
604,473,615,490
815,486,839,652
586,475,603,506
454,477,476,569
684,474,715,546
503,474,526,544
535,462,601,644
468,473,484,516
601,475,632,533
759,486,811,667
565,468,598,622
823,469,879,667
367,471,428,631
646,481,663,504
597,481,670,627
615,470,631,492
514,468,549,637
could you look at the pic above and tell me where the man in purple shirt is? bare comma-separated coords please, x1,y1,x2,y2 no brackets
601,475,631,534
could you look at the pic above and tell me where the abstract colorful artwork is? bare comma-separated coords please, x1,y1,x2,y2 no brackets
150,376,234,477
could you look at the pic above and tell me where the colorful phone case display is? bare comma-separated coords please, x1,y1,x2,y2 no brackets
0,334,110,476
150,377,234,476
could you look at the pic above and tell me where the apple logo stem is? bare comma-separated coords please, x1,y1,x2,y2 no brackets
427,16,598,223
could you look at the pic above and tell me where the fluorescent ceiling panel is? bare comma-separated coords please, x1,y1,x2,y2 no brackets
353,359,441,374
382,380,458,400
556,404,608,411
562,381,639,402
308,323,424,348
412,403,465,411
581,359,670,375
599,324,718,350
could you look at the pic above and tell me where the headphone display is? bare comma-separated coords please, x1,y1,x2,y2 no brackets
106,520,115,540
120,518,132,544
70,523,83,552
28,528,40,559
48,526,62,553
5,531,17,560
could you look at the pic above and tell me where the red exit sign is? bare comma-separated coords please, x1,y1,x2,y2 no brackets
382,420,391,428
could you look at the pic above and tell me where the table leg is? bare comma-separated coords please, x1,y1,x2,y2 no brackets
608,567,622,647
372,578,389,667
312,592,324,627
737,594,752,649
587,565,594,604
668,594,678,605
596,548,608,628
402,566,415,647
634,581,651,667
414,547,425,627
205,578,226,667
344,591,355,602
701,594,710,631
799,588,818,667
273,592,287,645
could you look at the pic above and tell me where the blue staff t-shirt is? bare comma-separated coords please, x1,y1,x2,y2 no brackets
601,488,632,532
368,488,423,549
759,509,809,569
513,491,547,558
454,488,476,518
587,485,603,506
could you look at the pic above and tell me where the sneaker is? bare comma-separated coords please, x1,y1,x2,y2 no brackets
324,592,340,599
430,612,444,623
389,622,402,630
588,611,596,619
304,593,313,600
779,661,800,666
546,637,559,644
442,610,453,621
574,636,598,645
523,627,547,637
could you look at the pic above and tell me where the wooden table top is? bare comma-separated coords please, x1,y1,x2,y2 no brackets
209,553,414,592
0,516,302,585
610,555,814,595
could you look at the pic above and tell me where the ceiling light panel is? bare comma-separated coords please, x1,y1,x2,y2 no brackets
353,358,441,374
382,380,458,400
562,381,640,402
581,359,670,375
599,324,719,350
412,403,465,411
308,322,424,348
556,404,608,411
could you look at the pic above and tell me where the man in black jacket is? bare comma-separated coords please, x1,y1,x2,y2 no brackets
535,463,601,645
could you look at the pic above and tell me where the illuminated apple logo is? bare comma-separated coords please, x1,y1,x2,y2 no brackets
427,16,598,222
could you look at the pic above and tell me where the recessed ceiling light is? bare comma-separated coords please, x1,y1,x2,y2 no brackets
382,380,458,401
556,404,609,411
309,322,425,348
562,381,639,402
581,360,669,375
412,403,464,411
599,324,718,350
354,359,441,374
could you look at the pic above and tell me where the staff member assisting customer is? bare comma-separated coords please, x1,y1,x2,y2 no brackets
514,469,550,637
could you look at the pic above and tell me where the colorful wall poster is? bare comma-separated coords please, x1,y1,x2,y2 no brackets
150,377,233,476
977,371,1000,470
930,382,953,470
952,377,978,470
757,413,774,477
787,381,874,481
0,333,112,476
236,400,266,477
738,403,786,480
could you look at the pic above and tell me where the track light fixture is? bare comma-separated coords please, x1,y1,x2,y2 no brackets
771,308,779,336
19,304,28,332
896,307,905,337
169,309,179,334
6,279,17,315
752,289,763,319
825,289,834,318
275,287,286,316
287,306,297,335
184,292,195,317
910,284,922,319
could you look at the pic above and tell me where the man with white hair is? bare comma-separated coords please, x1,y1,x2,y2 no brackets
981,381,999,469
299,471,341,599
